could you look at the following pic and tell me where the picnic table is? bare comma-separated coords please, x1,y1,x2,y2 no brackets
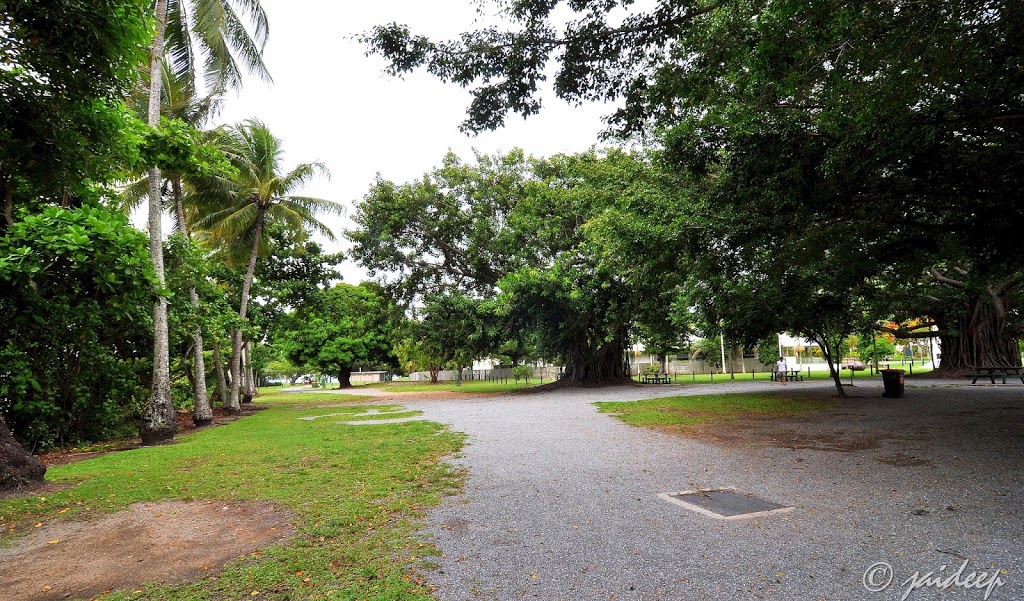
770,369,804,382
642,374,673,384
971,366,1024,384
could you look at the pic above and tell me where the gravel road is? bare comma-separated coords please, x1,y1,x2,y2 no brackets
386,378,1023,600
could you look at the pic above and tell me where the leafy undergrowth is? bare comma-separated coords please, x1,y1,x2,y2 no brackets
0,390,464,600
595,392,837,429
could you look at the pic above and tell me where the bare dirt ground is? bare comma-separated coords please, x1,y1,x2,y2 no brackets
0,499,294,601
0,403,291,601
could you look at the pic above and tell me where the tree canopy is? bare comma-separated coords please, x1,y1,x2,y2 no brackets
350,148,689,385
0,0,152,218
283,283,397,388
364,0,1024,371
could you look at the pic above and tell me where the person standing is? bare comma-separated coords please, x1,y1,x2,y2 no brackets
776,357,788,384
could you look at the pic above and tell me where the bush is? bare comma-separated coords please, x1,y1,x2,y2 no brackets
512,365,533,383
691,338,722,368
856,334,896,364
0,205,155,449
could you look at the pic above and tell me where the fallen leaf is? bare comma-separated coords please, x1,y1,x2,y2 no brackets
33,522,42,528
46,539,60,545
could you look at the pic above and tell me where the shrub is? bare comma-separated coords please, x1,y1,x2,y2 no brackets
512,365,533,383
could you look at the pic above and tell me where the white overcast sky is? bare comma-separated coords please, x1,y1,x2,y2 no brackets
211,0,615,283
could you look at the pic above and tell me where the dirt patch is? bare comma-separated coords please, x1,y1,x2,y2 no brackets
0,499,294,601
674,415,888,453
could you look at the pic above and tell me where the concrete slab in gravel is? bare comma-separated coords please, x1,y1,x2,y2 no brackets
387,379,1024,600
659,488,793,520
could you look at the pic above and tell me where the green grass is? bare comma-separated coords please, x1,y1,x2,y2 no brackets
595,392,837,429
353,380,541,394
0,389,463,600
636,360,934,385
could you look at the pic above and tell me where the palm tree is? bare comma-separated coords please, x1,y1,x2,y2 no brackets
121,65,223,426
160,66,224,427
142,0,175,445
194,119,342,413
141,0,271,443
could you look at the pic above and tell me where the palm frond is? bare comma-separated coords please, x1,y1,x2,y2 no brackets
195,200,258,237
115,176,158,213
271,199,339,241
220,0,272,83
187,119,333,267
165,0,197,88
278,162,331,195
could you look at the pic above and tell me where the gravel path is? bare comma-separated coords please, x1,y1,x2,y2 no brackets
388,379,1024,600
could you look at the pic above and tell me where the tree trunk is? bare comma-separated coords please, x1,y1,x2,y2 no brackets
212,337,229,407
557,327,633,386
337,365,353,388
228,207,266,414
429,364,439,384
140,0,176,446
3,178,13,228
173,173,213,426
189,296,212,425
241,341,256,403
0,415,46,491
935,299,1021,371
810,331,847,398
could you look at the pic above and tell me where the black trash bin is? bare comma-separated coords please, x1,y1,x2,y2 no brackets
881,369,905,398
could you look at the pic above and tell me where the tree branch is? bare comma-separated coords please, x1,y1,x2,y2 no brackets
929,267,965,288
875,323,943,338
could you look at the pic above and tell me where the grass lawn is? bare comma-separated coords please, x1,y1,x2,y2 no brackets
635,360,934,385
0,390,463,600
595,392,837,430
348,380,542,394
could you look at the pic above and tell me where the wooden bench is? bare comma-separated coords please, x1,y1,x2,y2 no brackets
642,374,672,384
971,366,1024,384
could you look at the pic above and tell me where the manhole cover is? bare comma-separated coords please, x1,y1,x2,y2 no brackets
658,488,793,520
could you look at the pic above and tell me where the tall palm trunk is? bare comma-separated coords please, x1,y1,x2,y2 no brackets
212,337,229,406
228,206,266,413
241,339,257,403
173,175,212,426
140,0,176,445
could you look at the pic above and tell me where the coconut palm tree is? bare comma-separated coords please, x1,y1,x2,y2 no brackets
120,65,224,427
194,119,342,413
141,0,271,443
141,0,176,445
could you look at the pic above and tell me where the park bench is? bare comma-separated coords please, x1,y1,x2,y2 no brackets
642,374,672,384
971,366,1024,385
770,369,804,382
